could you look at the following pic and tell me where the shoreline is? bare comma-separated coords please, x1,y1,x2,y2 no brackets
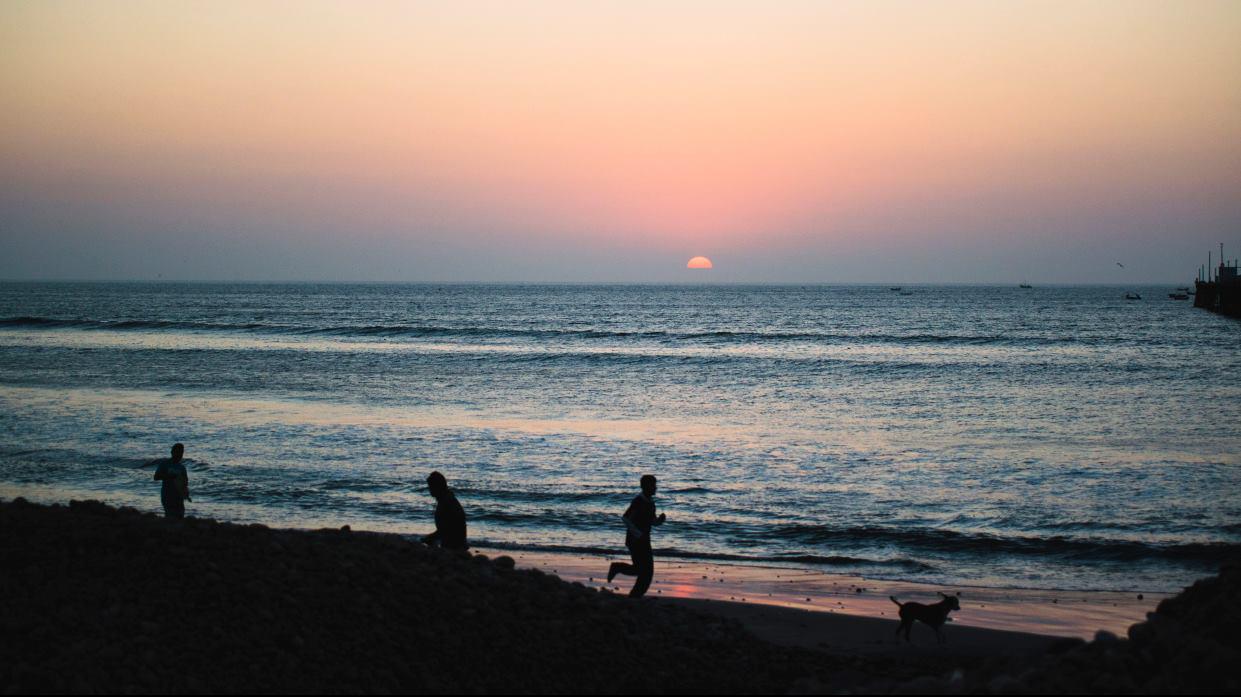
0,491,1165,640
479,547,1165,640
0,491,1178,638
0,484,1193,602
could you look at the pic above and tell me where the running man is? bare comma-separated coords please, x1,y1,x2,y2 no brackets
607,474,665,598
152,443,190,519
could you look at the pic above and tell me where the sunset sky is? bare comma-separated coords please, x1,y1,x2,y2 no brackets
2,0,1239,282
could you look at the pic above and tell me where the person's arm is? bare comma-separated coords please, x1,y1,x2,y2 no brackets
181,472,191,502
153,463,166,481
653,512,666,526
423,503,442,545
622,513,643,538
621,497,644,538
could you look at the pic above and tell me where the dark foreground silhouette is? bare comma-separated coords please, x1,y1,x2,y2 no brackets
1,499,1236,693
0,499,866,693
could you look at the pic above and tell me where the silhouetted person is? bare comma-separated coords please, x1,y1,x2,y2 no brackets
607,474,666,598
153,443,190,519
422,471,467,550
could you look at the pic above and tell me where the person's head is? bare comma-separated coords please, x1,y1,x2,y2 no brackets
427,471,448,498
640,474,657,497
170,443,184,462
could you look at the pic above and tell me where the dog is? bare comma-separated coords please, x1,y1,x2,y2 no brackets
890,592,960,643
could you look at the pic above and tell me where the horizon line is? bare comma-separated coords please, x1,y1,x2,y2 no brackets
0,278,1201,286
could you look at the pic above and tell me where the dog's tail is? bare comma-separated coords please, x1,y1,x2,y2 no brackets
889,596,902,606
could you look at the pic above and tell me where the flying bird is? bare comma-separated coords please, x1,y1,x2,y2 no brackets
1116,262,1125,268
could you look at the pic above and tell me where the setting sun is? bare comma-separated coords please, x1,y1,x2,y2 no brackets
687,256,713,269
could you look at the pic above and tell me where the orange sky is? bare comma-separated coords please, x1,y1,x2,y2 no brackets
2,1,1239,280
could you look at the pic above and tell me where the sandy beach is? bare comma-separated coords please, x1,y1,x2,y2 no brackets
485,549,1163,640
3,498,1237,693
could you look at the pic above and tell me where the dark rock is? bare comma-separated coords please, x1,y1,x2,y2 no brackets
0,499,873,693
1094,629,1119,644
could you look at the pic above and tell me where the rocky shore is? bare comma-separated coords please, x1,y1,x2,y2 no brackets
928,565,1241,694
0,499,928,693
1,498,1236,693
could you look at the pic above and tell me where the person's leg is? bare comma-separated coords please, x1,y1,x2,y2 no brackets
163,495,185,519
607,562,634,582
608,558,635,580
629,539,654,598
609,541,639,582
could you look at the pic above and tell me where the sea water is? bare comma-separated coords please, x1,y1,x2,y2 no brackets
1,282,1237,592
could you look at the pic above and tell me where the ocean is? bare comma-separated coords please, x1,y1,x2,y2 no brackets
1,282,1237,592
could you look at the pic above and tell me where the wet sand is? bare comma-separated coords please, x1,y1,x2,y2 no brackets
666,598,1065,656
484,548,1164,640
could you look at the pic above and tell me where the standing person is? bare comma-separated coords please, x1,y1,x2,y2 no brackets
153,443,190,519
421,471,468,550
607,474,666,598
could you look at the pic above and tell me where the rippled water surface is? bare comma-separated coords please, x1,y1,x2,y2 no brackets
1,282,1238,591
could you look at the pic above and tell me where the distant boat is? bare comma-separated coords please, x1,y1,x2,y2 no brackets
889,287,902,291
1125,292,1142,300
1169,292,1189,300
1019,283,1033,289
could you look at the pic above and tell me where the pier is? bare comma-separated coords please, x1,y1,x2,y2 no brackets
1193,244,1241,318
